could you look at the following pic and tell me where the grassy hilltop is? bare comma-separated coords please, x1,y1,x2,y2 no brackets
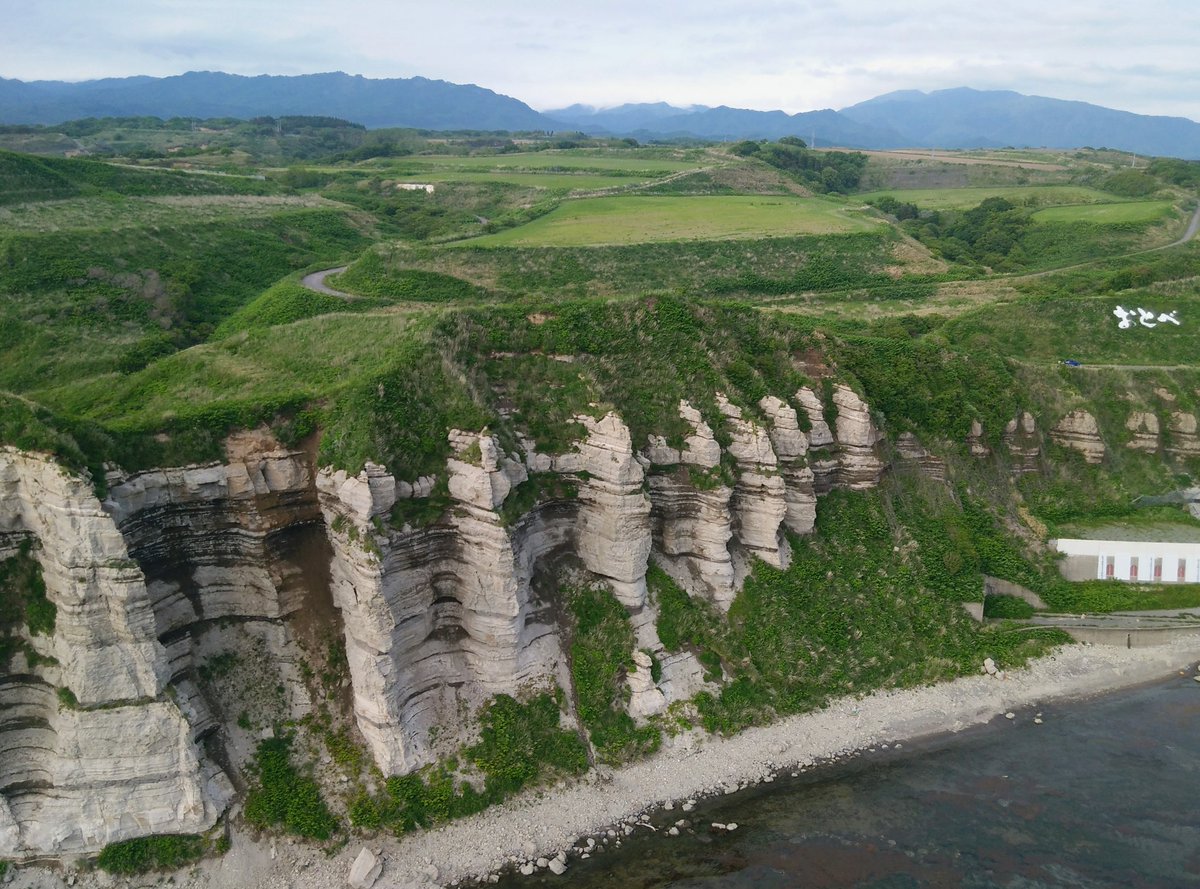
3,123,1200,847
3,125,1199,550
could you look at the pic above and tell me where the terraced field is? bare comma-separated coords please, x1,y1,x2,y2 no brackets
463,195,882,246
857,185,1133,210
1031,200,1176,224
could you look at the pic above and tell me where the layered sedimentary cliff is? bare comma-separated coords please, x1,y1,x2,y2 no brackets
1050,410,1106,464
1,384,896,859
0,448,230,858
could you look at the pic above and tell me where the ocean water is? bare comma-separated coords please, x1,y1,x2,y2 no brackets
501,673,1200,888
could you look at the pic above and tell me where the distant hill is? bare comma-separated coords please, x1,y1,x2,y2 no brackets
4,73,1200,158
547,103,904,148
838,88,1200,159
0,71,557,131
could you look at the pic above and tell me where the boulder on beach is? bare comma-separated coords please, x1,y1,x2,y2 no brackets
348,847,383,889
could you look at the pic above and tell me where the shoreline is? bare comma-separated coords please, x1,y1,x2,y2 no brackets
16,635,1200,889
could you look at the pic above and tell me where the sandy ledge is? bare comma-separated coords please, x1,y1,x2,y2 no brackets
14,635,1200,889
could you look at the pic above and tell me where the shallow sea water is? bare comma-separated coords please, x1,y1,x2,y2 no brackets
499,673,1200,888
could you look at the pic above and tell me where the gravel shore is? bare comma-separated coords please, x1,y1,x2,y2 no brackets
15,635,1200,889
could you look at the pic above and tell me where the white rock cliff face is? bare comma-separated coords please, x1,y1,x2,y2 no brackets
759,396,816,535
832,384,886,489
646,402,736,609
573,414,653,608
0,448,230,858
2,383,903,856
719,395,790,570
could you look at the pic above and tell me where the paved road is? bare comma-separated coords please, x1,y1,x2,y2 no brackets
299,266,352,298
1016,200,1200,281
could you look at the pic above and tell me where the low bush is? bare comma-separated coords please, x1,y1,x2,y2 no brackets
244,736,338,840
983,594,1036,619
96,834,207,874
568,584,661,764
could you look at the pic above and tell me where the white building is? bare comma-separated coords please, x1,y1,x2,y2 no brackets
1056,538,1200,583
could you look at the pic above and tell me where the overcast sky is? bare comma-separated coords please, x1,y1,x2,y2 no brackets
3,1,1198,120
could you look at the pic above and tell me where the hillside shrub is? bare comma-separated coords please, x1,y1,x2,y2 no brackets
96,834,207,874
244,736,337,840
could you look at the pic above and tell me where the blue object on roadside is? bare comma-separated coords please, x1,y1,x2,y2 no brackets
1063,359,1081,367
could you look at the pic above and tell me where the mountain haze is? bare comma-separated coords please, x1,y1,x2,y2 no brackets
2,73,1200,158
839,87,1200,159
0,71,556,131
548,103,904,148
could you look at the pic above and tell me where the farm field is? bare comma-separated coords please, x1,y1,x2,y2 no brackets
391,150,707,172
857,185,1132,210
1031,199,1176,224
463,195,882,246
383,170,659,191
0,194,331,232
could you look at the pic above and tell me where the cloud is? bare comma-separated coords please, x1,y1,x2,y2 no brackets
2,0,1197,120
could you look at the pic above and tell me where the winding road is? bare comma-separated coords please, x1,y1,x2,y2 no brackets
300,266,353,299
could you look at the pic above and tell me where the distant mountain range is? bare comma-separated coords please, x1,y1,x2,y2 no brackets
0,71,550,132
2,72,1199,159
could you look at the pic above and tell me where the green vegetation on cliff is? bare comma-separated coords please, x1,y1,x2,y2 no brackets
245,735,338,840
655,487,1068,736
3,141,1200,850
96,834,210,874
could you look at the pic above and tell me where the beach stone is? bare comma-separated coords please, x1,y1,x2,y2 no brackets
536,858,549,868
727,823,738,831
348,847,383,889
668,827,679,836
519,863,534,876
1005,712,1015,720
548,859,567,875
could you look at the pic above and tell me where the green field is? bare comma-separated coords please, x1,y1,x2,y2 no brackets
858,185,1131,210
0,194,330,232
391,170,657,191
363,150,712,191
1031,200,1176,224
463,195,881,246
392,150,706,172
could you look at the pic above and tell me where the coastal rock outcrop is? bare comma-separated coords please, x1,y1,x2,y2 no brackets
2,381,899,858
626,650,666,720
0,448,230,857
832,384,885,488
1050,410,1105,464
796,386,838,493
1004,412,1041,474
319,430,562,775
648,402,736,608
895,432,947,482
1125,411,1161,453
718,395,789,569
1167,411,1200,458
759,396,815,535
573,414,652,608
966,419,991,457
